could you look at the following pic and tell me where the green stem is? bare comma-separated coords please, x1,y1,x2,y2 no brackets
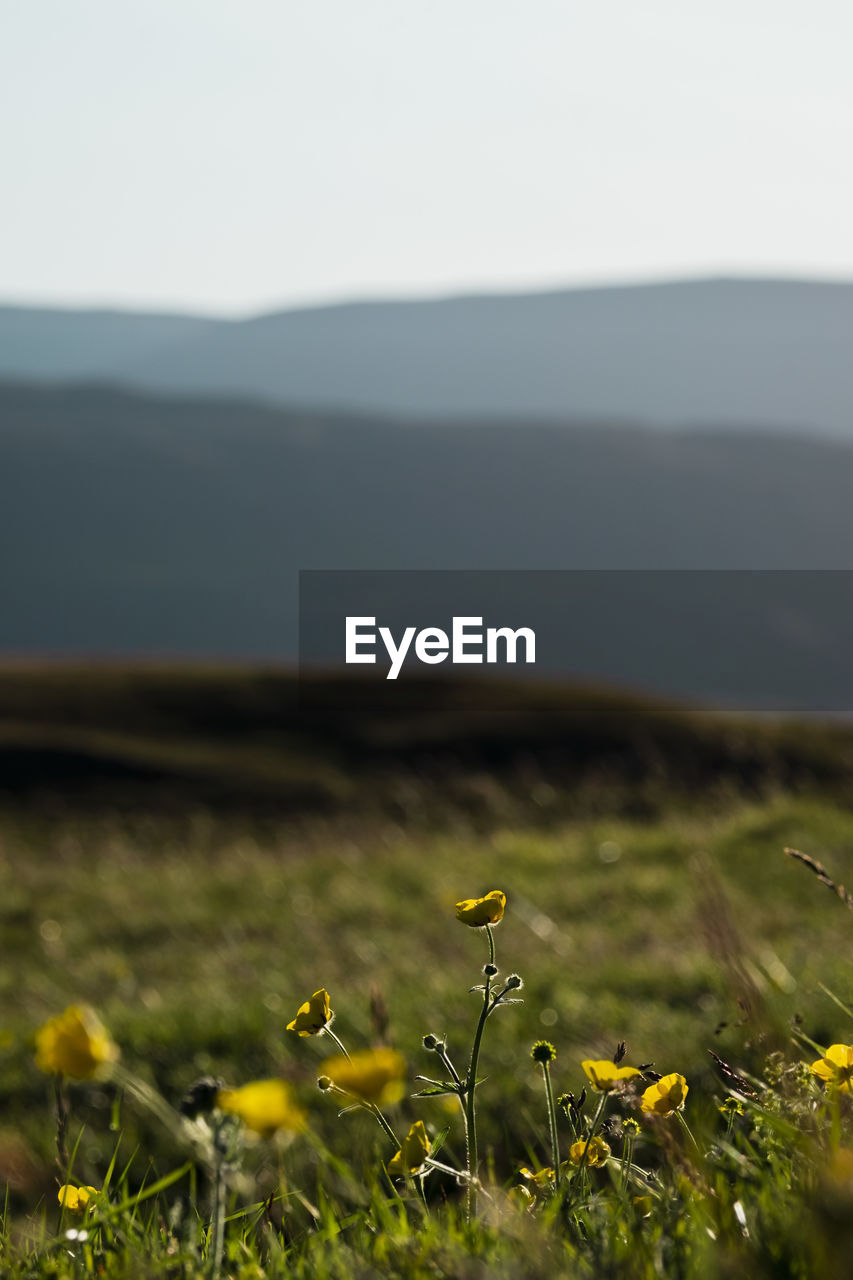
53,1077,69,1179
367,1102,401,1150
541,1062,561,1188
675,1109,701,1153
209,1152,226,1280
619,1136,635,1193
435,1043,471,1177
464,925,495,1220
324,1026,352,1062
436,1044,464,1090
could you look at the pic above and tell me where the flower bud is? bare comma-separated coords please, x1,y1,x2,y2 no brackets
483,963,498,977
422,1034,438,1050
505,973,523,990
317,1075,333,1091
531,1040,557,1065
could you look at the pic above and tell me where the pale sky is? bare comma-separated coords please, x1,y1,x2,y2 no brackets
2,1,852,315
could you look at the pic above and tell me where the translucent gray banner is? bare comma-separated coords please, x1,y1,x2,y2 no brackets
299,569,853,712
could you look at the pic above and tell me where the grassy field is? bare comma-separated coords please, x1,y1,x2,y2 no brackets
3,667,853,1276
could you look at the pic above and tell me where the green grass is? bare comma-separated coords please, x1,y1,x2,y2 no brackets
4,795,853,1275
4,667,853,1274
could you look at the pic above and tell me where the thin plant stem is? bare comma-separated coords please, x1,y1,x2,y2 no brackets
53,1076,69,1179
620,1136,635,1193
210,1151,227,1280
436,1044,463,1089
541,1061,561,1188
464,924,496,1220
367,1102,401,1150
435,1042,471,1171
323,1026,352,1062
675,1109,701,1153
425,1156,473,1180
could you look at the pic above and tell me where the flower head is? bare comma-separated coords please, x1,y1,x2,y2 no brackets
810,1044,853,1092
58,1185,99,1213
518,1162,571,1197
641,1073,689,1116
531,1040,557,1065
455,890,506,927
35,1006,118,1079
320,1047,406,1105
387,1120,430,1175
569,1136,610,1168
582,1059,640,1092
286,989,332,1037
216,1079,306,1136
719,1097,744,1118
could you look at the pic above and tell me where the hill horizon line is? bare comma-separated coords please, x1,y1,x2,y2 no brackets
4,271,853,324
2,373,850,441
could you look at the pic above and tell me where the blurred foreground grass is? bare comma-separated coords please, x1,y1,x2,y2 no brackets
4,796,853,1190
3,667,853,1274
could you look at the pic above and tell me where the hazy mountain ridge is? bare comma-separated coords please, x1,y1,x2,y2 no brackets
4,380,853,680
3,277,853,433
0,306,216,381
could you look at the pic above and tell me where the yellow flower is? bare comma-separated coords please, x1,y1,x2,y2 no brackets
58,1184,99,1213
455,890,506,927
387,1120,430,1175
35,1006,119,1079
286,989,332,1037
518,1163,572,1197
641,1073,689,1116
569,1136,610,1168
320,1047,406,1105
216,1080,306,1136
509,1183,536,1209
581,1059,640,1091
811,1044,853,1092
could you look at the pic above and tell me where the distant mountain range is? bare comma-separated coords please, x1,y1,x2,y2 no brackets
3,379,853,708
3,276,853,434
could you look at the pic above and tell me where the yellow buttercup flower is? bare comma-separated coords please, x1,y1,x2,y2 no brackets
581,1059,640,1091
287,989,332,1037
58,1184,99,1213
455,890,506,927
320,1047,406,1105
810,1044,853,1092
518,1163,571,1197
509,1183,536,1209
388,1120,430,1175
216,1080,306,1136
641,1073,689,1116
35,1005,119,1079
569,1136,610,1168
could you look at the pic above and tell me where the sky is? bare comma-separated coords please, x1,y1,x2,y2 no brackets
2,1,852,315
